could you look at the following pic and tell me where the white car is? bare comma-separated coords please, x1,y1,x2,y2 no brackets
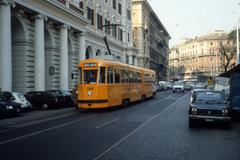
172,84,184,93
12,92,32,111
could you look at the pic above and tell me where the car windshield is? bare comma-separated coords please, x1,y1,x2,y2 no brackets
16,93,26,100
195,91,225,102
46,91,61,96
60,90,71,96
175,81,183,85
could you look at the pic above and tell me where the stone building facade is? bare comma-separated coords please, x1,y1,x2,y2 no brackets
169,30,236,82
0,0,136,93
132,0,170,81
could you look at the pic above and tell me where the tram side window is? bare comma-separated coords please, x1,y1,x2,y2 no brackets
144,74,151,83
152,75,155,82
132,72,135,83
122,70,128,83
137,72,142,83
129,72,133,83
134,72,138,83
79,68,82,84
84,70,98,84
108,67,114,83
115,69,121,83
99,67,106,83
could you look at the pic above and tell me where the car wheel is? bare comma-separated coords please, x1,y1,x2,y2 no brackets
42,103,48,110
122,99,129,107
141,95,146,102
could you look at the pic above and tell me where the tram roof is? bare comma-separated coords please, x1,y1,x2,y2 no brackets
79,58,155,73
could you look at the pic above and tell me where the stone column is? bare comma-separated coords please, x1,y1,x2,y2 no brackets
59,25,68,90
34,14,46,91
78,31,86,61
0,0,13,91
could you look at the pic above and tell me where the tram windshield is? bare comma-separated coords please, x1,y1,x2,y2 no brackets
83,70,98,84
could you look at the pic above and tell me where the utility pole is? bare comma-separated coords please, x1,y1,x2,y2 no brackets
101,24,124,56
215,51,218,75
237,16,239,64
237,1,240,64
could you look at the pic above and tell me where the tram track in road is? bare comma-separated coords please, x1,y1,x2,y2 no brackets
0,92,191,160
93,93,190,160
0,91,188,143
0,114,97,145
0,112,77,134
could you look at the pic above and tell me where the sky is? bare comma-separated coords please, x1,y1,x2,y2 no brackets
148,0,238,47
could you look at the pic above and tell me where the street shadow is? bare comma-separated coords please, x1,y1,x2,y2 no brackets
189,121,232,130
78,98,153,114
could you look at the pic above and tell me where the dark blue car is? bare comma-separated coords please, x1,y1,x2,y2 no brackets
0,92,21,117
188,90,231,128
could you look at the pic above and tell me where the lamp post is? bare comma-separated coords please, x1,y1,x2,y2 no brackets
237,15,239,64
237,1,240,65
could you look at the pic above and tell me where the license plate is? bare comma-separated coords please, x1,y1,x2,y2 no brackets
205,119,214,122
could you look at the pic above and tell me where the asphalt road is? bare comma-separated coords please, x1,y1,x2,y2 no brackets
0,91,239,160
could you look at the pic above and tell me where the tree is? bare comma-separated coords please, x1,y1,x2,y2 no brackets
219,29,239,72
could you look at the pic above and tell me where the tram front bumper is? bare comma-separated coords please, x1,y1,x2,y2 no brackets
78,100,109,109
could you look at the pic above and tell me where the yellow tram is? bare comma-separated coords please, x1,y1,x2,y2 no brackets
77,58,156,109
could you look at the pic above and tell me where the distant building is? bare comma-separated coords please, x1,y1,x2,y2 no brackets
132,0,170,81
168,30,236,82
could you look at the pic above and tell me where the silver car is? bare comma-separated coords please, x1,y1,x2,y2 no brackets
11,92,32,111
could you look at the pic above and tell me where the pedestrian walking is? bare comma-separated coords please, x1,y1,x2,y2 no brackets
72,84,78,108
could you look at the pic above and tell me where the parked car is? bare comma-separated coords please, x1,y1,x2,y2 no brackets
165,82,173,90
192,85,206,90
47,90,74,107
0,92,21,117
25,91,68,110
1,91,32,112
188,90,231,128
184,84,192,91
158,81,167,91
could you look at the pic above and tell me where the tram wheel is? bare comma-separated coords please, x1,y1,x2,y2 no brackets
122,99,129,107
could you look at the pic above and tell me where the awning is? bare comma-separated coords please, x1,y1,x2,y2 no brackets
218,64,240,78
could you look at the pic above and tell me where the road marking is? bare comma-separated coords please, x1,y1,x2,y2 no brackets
0,112,77,134
0,115,96,145
151,95,173,106
96,117,120,129
0,128,17,134
93,94,188,160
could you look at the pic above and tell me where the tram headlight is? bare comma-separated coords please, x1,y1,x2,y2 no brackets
88,91,92,96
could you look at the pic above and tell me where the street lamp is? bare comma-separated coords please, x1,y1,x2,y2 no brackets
237,1,240,65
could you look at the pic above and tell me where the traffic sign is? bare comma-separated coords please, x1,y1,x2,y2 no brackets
49,66,55,76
